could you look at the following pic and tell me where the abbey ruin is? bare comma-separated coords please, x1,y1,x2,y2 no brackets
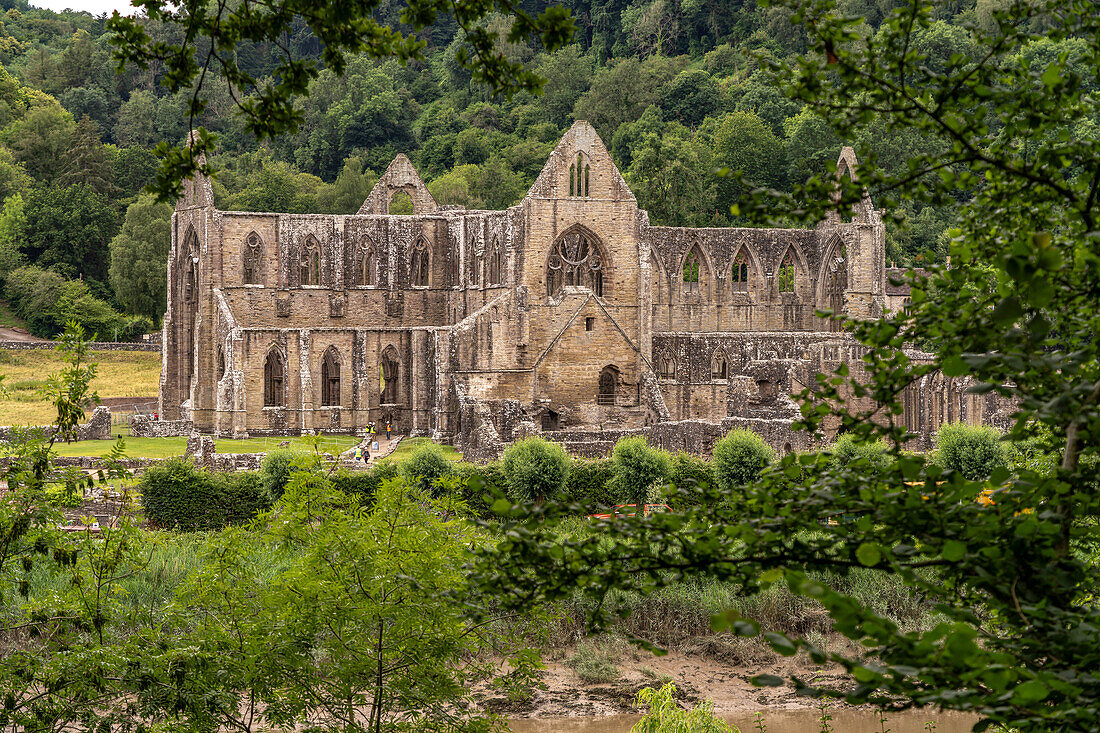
161,121,1009,458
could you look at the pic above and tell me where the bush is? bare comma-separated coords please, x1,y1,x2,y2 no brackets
566,637,625,684
140,458,271,530
828,434,890,470
452,460,507,517
611,436,671,506
402,442,455,495
261,449,308,500
502,436,571,503
934,423,1008,481
633,683,734,732
564,458,617,508
712,429,775,492
669,452,713,508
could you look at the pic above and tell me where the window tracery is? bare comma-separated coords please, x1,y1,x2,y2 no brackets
487,239,502,286
683,250,701,293
264,351,284,407
547,229,604,297
321,348,341,406
243,232,263,284
299,236,321,286
358,240,375,286
777,252,796,293
410,238,430,287
731,249,749,293
711,351,728,381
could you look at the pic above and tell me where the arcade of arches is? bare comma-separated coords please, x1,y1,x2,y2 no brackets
161,121,1010,456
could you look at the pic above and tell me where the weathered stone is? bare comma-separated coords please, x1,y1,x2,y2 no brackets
161,121,1001,458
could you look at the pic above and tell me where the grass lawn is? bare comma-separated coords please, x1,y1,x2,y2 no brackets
0,349,161,426
50,434,362,459
380,437,462,463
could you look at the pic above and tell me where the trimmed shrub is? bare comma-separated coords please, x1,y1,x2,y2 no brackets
669,452,713,508
934,423,1008,481
565,458,617,508
712,429,775,491
261,449,308,500
502,436,571,503
828,434,889,470
452,461,507,517
217,472,272,525
611,436,671,506
402,442,455,495
140,458,271,530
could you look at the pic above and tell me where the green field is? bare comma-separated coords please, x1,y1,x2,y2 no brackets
50,434,363,459
381,437,462,463
0,349,161,426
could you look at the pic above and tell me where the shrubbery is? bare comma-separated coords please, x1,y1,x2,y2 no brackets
502,436,571,503
828,434,889,470
402,442,455,495
3,265,152,339
933,423,1008,481
611,436,671,506
260,449,307,500
712,429,775,492
563,458,617,508
141,458,272,530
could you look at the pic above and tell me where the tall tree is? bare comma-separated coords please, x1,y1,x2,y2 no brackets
108,193,172,320
22,183,117,284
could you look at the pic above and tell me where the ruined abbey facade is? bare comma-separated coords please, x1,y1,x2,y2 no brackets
161,121,1009,458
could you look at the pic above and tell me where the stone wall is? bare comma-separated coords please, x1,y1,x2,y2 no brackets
0,406,112,442
0,341,160,351
130,414,193,437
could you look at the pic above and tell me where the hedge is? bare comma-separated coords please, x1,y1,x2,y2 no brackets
141,458,272,530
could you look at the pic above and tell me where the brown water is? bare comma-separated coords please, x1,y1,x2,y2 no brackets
510,709,978,733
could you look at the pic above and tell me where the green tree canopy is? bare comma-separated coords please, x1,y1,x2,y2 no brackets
108,193,172,320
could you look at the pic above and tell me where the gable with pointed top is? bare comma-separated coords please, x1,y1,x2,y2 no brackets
526,120,636,203
358,154,438,215
176,135,215,210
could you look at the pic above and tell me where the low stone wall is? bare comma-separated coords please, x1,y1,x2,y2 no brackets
0,341,160,352
0,406,113,443
130,414,193,438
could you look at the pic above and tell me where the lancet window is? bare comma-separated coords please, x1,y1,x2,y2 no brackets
243,232,263,284
263,351,284,407
777,252,796,293
410,238,430,287
683,250,701,293
300,236,321,286
321,348,341,407
731,250,749,293
487,240,502,286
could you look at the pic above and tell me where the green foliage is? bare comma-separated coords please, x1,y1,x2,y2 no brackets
632,683,737,733
669,451,713,507
260,448,308,500
3,265,140,339
566,637,624,684
502,436,571,503
21,182,117,285
564,457,617,507
403,440,456,495
611,436,671,506
828,434,889,470
712,429,775,491
933,423,1008,481
108,194,173,320
140,458,272,530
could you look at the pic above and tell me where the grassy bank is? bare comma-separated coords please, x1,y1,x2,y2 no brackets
0,349,160,425
50,434,362,459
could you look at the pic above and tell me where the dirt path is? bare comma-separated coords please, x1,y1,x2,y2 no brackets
0,326,47,342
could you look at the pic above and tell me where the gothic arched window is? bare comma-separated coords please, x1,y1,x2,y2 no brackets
263,350,284,407
658,355,676,379
683,250,701,293
570,152,591,197
359,242,375,286
300,236,321,286
547,229,604,298
321,348,341,407
598,365,618,405
731,250,749,293
410,238,429,287
711,351,728,381
243,232,263,284
777,252,796,293
380,348,399,404
487,240,502,286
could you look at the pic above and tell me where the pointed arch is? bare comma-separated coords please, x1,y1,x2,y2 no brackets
380,346,400,404
242,231,264,284
816,233,848,327
358,236,376,287
679,243,714,298
657,353,676,380
487,237,503,286
774,242,809,298
299,235,321,286
569,151,592,197
546,224,606,298
711,348,728,381
598,364,619,405
728,244,762,297
321,346,341,407
409,236,430,287
263,348,285,407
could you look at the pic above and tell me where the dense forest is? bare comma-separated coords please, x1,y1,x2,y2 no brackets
0,0,1087,337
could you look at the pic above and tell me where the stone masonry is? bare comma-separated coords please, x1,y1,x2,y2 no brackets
161,122,1005,457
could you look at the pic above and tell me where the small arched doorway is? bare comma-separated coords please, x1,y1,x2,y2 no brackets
598,365,619,406
380,348,399,404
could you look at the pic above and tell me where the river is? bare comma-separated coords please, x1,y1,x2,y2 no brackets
510,709,980,732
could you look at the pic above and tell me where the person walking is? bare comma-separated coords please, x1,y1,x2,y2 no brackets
386,421,392,440
354,445,363,465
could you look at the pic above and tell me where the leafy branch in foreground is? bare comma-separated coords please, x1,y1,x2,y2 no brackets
473,2,1100,731
106,0,574,200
